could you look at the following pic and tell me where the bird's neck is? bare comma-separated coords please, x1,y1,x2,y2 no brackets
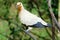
18,6,24,13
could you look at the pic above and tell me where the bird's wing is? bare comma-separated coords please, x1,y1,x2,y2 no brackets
20,9,51,27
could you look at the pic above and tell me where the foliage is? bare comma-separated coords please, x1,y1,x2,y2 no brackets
0,0,58,40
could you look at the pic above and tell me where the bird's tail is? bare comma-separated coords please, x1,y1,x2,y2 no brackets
46,23,52,27
33,22,52,28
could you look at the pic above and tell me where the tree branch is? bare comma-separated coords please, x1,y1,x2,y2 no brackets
10,21,37,40
52,19,55,40
47,0,60,31
24,31,37,40
47,0,59,40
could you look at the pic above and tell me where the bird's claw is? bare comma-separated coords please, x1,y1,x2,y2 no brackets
25,30,29,32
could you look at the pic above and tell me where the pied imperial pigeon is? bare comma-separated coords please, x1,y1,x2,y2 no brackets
16,2,51,32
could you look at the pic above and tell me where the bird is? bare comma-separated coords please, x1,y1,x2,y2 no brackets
16,2,51,32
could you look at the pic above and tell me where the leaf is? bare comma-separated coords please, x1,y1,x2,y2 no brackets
0,19,11,40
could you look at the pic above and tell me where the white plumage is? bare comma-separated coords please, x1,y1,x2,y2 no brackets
19,9,47,26
16,2,51,31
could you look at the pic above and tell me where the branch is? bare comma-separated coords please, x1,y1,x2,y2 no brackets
52,19,55,40
14,24,37,40
24,31,37,40
47,0,60,31
9,21,37,40
14,25,37,40
47,0,59,40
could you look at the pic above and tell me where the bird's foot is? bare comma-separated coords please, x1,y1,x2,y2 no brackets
25,30,30,32
24,27,33,33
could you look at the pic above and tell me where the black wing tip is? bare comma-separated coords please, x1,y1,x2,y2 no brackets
47,23,52,27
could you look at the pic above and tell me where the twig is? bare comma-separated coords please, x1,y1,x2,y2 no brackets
10,21,37,40
47,0,60,31
52,19,55,40
47,0,58,40
24,31,37,40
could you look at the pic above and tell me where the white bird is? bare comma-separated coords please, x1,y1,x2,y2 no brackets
16,2,51,32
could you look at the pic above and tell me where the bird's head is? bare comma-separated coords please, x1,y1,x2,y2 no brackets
16,2,24,12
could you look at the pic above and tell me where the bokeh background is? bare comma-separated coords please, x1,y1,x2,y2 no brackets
0,0,59,40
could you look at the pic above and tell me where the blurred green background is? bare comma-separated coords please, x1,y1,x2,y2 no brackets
0,0,59,40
